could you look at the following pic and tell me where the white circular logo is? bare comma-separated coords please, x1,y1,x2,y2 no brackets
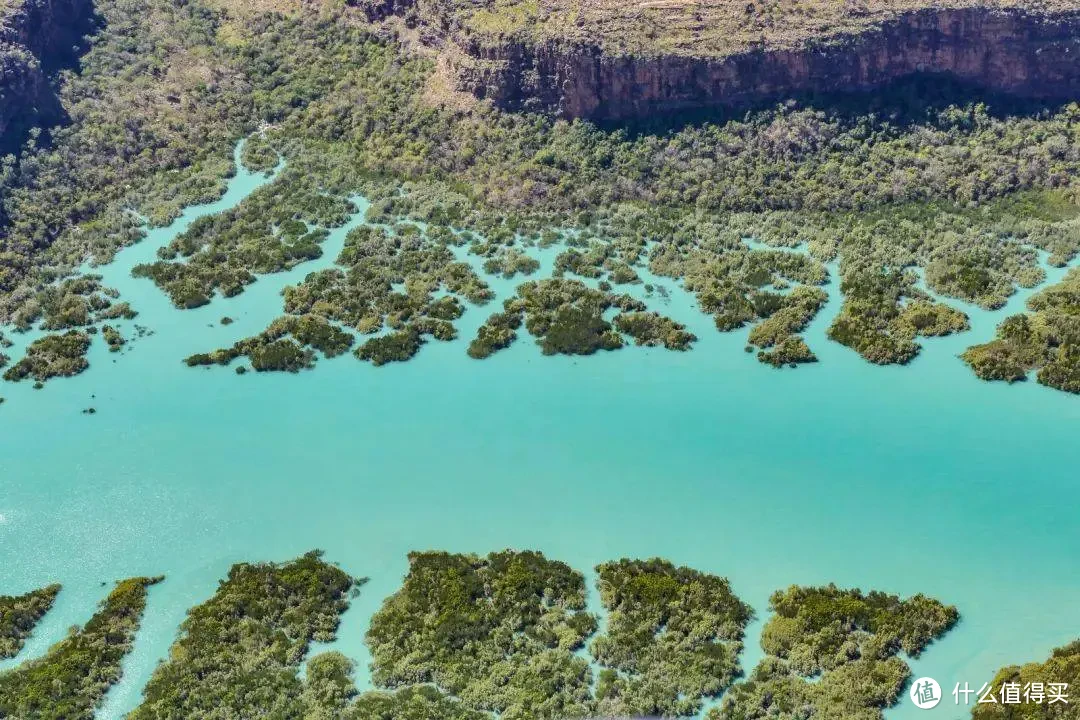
910,677,942,709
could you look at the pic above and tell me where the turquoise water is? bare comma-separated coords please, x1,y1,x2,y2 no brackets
2,145,1080,720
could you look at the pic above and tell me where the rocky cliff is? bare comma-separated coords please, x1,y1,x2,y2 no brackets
365,1,1080,120
0,0,95,149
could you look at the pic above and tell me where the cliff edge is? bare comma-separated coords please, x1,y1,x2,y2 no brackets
0,0,94,150
361,0,1080,119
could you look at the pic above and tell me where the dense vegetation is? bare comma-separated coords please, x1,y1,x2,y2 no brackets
963,267,1080,392
465,278,696,358
0,577,160,720
2,330,91,383
186,314,353,372
828,269,970,365
971,640,1080,719
711,585,959,720
0,584,60,659
366,550,598,719
303,653,488,720
129,551,354,719
0,552,973,719
591,559,753,718
2,0,1080,392
366,550,764,719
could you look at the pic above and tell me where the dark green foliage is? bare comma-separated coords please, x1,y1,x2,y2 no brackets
424,296,465,321
0,577,161,720
365,551,763,719
590,559,753,718
829,270,968,365
2,330,91,383
0,584,61,659
12,276,125,332
102,324,125,352
185,314,352,372
277,315,354,357
963,268,1080,392
714,655,911,720
711,584,958,720
355,328,423,366
971,640,1080,720
746,285,828,365
249,338,315,372
613,311,696,350
501,278,646,356
280,224,491,362
468,311,523,358
347,684,488,720
658,246,830,356
366,550,598,719
482,248,541,279
1038,344,1080,393
129,552,354,719
763,585,959,672
412,317,458,341
963,314,1051,382
0,2,383,311
758,335,817,367
541,304,623,355
131,174,352,308
240,135,279,174
268,649,489,720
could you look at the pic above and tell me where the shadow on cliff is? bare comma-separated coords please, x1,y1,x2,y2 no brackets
606,73,1074,138
0,0,104,156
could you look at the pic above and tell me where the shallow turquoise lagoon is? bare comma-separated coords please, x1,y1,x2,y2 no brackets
1,150,1079,719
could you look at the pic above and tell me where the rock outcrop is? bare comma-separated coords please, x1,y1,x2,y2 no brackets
0,0,95,149
364,0,1080,120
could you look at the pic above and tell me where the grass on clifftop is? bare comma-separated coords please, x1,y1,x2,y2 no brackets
437,0,1080,55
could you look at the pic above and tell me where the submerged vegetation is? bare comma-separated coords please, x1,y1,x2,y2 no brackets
711,585,959,720
0,577,160,720
0,584,61,659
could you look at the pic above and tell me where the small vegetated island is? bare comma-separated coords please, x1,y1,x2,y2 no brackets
3,0,1080,392
3,549,1077,718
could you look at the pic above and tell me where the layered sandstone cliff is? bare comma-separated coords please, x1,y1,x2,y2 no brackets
0,0,94,148
364,0,1080,120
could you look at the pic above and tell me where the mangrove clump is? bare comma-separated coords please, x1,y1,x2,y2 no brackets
2,331,92,383
0,577,161,720
0,584,61,659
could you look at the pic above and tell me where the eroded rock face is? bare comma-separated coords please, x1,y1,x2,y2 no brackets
0,0,94,148
371,3,1080,120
